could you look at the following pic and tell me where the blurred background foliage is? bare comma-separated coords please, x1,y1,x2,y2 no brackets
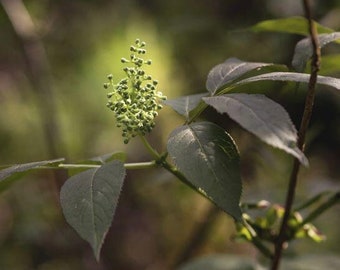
0,0,339,269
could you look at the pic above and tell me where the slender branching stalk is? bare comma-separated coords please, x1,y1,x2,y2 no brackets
271,0,321,269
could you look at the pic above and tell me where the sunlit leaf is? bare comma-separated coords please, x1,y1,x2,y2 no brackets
235,72,340,91
167,122,242,221
249,16,334,36
163,93,208,119
292,32,340,71
206,58,273,95
203,94,308,166
60,160,126,261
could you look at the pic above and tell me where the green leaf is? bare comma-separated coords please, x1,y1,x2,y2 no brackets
167,122,242,221
0,158,65,189
317,54,340,75
163,93,208,120
206,58,274,95
203,94,308,166
235,72,340,91
60,160,126,261
249,16,334,36
177,255,259,270
292,32,340,71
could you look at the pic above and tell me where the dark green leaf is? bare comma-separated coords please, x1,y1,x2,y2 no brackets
60,160,126,261
0,158,65,183
292,32,340,71
235,72,340,91
206,58,273,95
203,94,308,166
167,122,242,221
249,16,334,36
163,93,208,119
178,255,258,270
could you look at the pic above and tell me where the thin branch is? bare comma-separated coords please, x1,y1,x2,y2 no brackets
270,1,321,269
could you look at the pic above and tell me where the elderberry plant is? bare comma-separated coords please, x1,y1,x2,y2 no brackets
104,39,166,144
1,17,340,270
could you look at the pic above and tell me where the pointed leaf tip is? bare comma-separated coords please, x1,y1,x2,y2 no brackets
60,160,126,260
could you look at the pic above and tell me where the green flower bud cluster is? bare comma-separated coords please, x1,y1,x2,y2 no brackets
104,39,167,144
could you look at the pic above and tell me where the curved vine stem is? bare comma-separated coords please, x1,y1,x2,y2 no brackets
270,1,321,269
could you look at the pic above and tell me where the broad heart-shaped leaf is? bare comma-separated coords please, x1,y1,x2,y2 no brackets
292,32,340,71
203,94,308,166
235,72,340,91
0,158,65,183
206,58,274,95
163,93,208,119
60,160,126,261
248,16,334,36
167,122,242,221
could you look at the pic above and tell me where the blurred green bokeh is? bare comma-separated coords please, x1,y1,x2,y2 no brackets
0,1,339,269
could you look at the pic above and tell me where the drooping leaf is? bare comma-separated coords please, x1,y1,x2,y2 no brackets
203,94,308,166
178,254,258,270
235,72,340,91
249,16,334,36
206,58,274,95
167,122,242,221
0,158,65,184
60,160,126,261
292,32,340,71
163,93,208,119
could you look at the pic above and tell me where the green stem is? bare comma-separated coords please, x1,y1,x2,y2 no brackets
139,135,162,160
138,135,194,188
57,161,157,170
271,1,321,268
